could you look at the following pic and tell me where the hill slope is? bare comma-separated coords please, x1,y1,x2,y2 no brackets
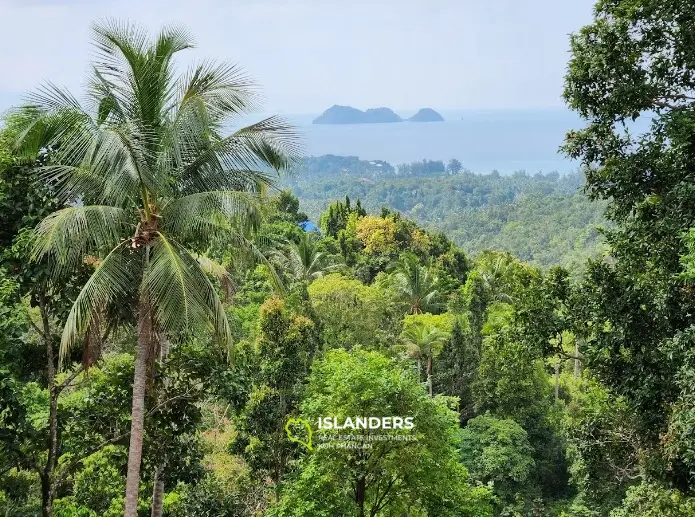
285,155,607,272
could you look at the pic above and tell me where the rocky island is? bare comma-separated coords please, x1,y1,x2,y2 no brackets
408,108,445,122
313,105,444,124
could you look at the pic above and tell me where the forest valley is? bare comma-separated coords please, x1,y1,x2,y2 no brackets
3,1,695,516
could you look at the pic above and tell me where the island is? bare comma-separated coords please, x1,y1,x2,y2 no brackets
313,105,444,124
313,105,403,124
408,108,444,122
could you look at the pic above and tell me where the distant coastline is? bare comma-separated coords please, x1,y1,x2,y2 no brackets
313,105,444,124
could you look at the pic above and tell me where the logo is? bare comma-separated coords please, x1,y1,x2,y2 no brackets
285,417,313,451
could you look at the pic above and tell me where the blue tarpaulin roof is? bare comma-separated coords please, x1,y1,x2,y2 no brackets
299,221,320,232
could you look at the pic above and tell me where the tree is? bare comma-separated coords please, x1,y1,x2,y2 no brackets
319,197,365,238
0,115,94,517
474,329,571,504
460,414,535,513
270,190,308,224
400,317,450,397
446,158,462,175
434,320,479,423
387,252,443,315
272,349,493,517
354,215,397,255
279,232,341,284
610,482,695,517
307,273,400,351
230,297,314,502
15,21,299,517
563,0,695,492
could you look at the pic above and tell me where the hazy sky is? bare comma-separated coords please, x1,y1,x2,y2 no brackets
0,0,596,114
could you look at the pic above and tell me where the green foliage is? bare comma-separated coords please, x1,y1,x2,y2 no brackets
609,482,695,517
230,296,315,494
287,164,605,272
163,476,251,517
386,252,444,315
563,378,640,513
563,0,695,491
73,446,127,514
274,231,342,285
461,414,535,511
308,273,400,350
434,320,480,423
9,5,695,512
273,349,494,517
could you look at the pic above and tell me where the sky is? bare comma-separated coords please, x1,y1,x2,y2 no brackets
0,0,596,115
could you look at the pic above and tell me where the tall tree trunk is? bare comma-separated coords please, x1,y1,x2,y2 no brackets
40,294,56,517
554,359,561,402
124,297,152,517
150,467,165,517
426,356,433,397
150,338,170,517
41,474,52,517
356,477,366,517
574,341,581,378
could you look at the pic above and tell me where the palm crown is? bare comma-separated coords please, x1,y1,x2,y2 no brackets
16,21,301,363
389,253,443,315
282,232,342,284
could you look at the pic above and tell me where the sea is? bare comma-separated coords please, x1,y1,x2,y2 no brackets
0,95,642,175
280,109,587,175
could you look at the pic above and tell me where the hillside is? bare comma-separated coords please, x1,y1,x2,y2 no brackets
285,155,607,272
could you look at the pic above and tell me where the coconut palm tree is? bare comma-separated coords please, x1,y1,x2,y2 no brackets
16,21,300,517
401,322,448,397
389,253,443,315
280,231,342,284
477,251,521,304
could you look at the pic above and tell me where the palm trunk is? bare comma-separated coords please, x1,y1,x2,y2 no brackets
150,338,170,517
426,356,433,397
124,297,152,517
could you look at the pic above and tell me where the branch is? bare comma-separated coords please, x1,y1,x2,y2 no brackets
558,351,584,362
53,428,131,490
55,365,85,394
654,94,695,110
145,384,202,416
654,100,681,110
371,476,398,515
27,316,49,342
51,384,201,490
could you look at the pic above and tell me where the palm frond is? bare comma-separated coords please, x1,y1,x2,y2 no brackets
32,205,132,278
91,20,193,135
12,88,95,164
161,190,261,242
174,61,257,121
191,253,234,299
177,116,302,193
142,233,232,352
60,241,140,365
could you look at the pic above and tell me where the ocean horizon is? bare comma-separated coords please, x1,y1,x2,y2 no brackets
0,99,622,175
278,108,585,175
